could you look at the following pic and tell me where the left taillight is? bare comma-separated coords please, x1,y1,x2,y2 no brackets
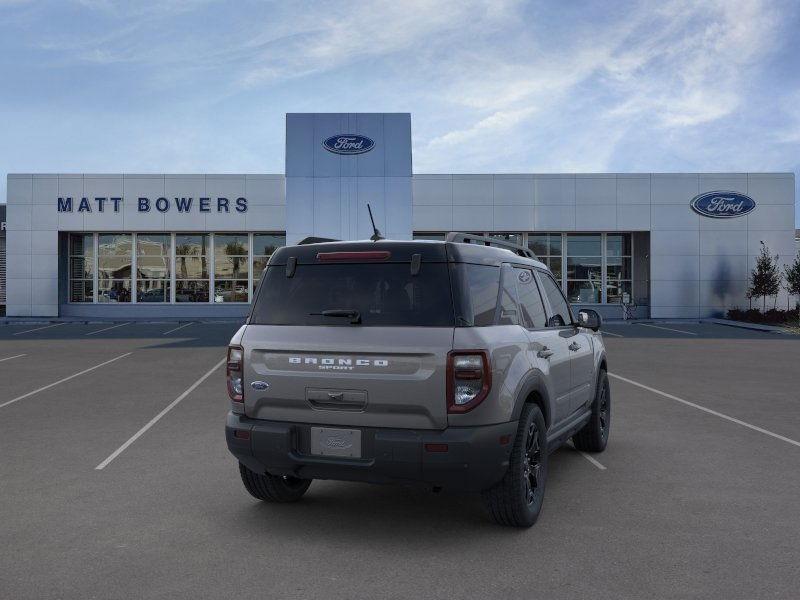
227,345,244,411
447,350,491,413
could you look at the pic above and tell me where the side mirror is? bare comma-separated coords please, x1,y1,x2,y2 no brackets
577,309,601,332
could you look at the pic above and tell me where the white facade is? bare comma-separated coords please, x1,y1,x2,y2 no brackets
3,113,797,319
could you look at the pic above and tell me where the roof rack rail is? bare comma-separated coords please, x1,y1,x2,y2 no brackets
297,236,339,245
445,232,537,260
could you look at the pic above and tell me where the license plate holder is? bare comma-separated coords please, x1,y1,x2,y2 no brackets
310,427,362,458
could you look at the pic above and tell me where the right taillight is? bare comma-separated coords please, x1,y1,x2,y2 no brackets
227,345,244,412
447,350,491,413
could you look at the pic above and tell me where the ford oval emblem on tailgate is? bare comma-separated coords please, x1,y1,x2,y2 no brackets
251,381,269,390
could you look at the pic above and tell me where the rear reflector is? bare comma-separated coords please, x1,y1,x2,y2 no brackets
316,251,391,261
424,443,448,453
233,430,251,440
499,434,511,445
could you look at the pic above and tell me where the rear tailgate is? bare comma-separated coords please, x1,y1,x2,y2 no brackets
242,326,453,429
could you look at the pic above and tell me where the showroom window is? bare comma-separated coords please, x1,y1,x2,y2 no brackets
214,234,249,303
527,233,563,283
136,234,171,303
606,234,632,304
566,234,602,304
252,233,285,293
411,231,634,305
67,232,286,305
98,234,133,303
69,234,94,303
175,234,209,303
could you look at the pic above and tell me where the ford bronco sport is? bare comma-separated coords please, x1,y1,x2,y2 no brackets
225,233,610,527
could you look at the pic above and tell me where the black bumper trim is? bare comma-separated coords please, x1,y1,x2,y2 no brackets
226,412,518,492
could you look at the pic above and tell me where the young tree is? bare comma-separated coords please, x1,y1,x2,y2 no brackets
784,251,800,312
749,242,781,312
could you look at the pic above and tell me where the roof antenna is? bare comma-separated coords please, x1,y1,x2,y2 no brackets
367,203,384,241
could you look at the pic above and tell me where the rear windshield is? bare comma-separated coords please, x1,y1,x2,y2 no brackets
250,263,454,326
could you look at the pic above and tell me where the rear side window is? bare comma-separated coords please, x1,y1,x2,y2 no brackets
515,268,547,329
451,264,499,326
451,263,522,327
538,272,572,326
498,264,520,326
250,263,454,326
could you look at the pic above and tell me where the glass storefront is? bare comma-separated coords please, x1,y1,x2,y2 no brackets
136,234,171,303
175,234,210,303
98,234,133,303
69,232,284,304
527,233,562,283
566,234,602,304
252,233,285,293
69,233,94,303
413,231,635,305
214,234,249,303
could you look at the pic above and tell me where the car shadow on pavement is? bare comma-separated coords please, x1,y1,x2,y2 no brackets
224,450,580,542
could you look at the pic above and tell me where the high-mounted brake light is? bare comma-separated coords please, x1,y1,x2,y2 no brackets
316,251,391,261
447,350,491,413
227,345,244,411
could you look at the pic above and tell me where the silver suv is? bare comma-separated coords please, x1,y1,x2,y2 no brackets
225,234,610,527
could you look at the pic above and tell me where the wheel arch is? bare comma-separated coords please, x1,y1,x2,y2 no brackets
512,372,552,430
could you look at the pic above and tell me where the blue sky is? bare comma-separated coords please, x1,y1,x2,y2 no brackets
1,0,798,225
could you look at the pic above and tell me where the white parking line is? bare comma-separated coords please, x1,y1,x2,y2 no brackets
569,443,607,470
601,330,624,337
95,357,226,470
609,373,800,449
163,322,194,335
639,323,698,336
12,323,64,336
0,353,132,410
0,353,27,363
86,322,130,336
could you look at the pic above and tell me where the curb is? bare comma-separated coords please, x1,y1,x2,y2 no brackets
702,318,794,334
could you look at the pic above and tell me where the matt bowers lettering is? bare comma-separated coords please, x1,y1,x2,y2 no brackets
57,197,248,213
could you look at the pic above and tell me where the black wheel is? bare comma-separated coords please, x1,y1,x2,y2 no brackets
239,463,311,503
482,403,548,528
572,369,611,453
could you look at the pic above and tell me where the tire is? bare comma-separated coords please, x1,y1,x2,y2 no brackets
482,403,548,528
572,369,611,453
238,463,311,503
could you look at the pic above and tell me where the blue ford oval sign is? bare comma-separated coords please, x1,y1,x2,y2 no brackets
323,134,375,155
690,191,756,218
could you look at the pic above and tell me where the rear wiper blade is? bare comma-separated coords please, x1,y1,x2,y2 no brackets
310,309,362,324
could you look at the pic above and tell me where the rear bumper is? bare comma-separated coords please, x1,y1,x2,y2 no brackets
226,412,517,492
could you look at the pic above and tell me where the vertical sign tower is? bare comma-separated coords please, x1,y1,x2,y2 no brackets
285,113,413,244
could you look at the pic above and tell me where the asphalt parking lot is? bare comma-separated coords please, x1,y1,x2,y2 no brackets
1,320,799,599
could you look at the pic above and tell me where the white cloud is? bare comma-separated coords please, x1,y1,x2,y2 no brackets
238,0,522,88
414,0,794,172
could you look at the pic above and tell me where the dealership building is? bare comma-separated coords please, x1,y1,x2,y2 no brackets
3,112,797,320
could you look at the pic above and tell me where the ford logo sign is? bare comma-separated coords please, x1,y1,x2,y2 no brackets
251,381,269,390
322,134,375,155
690,191,756,218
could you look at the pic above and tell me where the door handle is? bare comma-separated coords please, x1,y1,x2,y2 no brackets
569,342,581,352
537,347,554,359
